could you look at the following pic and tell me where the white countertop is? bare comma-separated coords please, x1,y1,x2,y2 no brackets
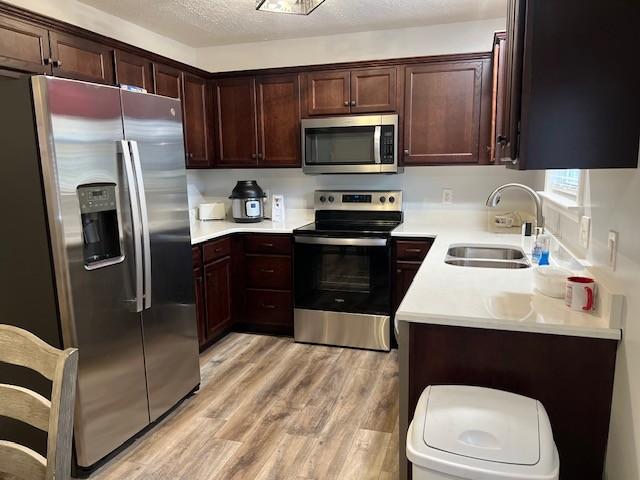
393,222,622,341
190,213,622,340
190,210,314,245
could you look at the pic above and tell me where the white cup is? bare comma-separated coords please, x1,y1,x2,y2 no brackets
565,276,596,312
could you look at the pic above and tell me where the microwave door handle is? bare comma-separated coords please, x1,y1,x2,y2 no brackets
129,140,152,310
374,125,381,164
121,140,144,313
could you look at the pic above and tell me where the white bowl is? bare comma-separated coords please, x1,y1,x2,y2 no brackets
534,266,572,298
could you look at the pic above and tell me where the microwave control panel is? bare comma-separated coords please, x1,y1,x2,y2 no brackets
381,125,395,164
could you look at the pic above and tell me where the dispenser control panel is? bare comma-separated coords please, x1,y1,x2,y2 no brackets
78,185,117,214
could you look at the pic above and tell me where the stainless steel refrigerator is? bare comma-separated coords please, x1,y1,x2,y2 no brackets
0,75,200,471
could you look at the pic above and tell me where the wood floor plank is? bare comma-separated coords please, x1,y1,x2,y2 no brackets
380,419,399,477
254,433,316,480
337,429,392,480
361,352,399,433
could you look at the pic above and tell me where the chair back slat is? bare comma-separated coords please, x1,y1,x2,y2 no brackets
0,325,60,380
0,440,47,480
0,383,51,431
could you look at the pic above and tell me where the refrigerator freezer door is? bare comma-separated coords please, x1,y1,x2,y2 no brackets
31,77,151,467
121,90,200,421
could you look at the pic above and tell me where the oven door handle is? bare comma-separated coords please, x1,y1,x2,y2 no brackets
294,236,389,247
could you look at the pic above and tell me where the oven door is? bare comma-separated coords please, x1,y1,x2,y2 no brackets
301,115,398,174
294,236,391,314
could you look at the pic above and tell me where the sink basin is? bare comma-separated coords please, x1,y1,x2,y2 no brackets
447,245,526,260
445,244,530,269
445,259,530,269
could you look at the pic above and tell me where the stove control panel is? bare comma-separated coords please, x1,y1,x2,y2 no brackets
314,190,402,211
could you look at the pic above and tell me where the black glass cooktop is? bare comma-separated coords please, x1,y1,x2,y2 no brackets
295,220,400,237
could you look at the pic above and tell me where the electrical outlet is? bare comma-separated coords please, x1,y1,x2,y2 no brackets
442,188,453,204
608,231,618,271
579,216,591,249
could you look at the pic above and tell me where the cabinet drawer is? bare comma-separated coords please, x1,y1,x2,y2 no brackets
203,237,231,263
395,239,433,261
244,234,291,255
245,255,291,290
245,289,292,326
192,245,202,267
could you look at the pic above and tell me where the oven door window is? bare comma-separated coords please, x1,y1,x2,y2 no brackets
294,242,390,315
305,126,375,165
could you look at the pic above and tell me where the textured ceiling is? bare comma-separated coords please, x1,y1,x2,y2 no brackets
77,0,507,47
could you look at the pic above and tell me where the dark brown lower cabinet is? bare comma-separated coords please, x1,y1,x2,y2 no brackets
393,238,433,312
204,255,232,339
399,323,618,480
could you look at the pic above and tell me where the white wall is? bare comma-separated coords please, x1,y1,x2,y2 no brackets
542,160,640,480
4,0,197,66
187,166,544,218
196,18,505,72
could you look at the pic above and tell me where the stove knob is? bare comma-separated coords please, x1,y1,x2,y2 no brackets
389,196,396,203
328,196,335,203
379,196,386,203
319,196,326,203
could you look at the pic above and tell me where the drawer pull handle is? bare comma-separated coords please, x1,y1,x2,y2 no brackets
215,248,222,252
260,269,275,273
405,248,422,253
261,303,277,309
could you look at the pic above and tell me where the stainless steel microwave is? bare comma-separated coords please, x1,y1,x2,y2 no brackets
301,114,399,174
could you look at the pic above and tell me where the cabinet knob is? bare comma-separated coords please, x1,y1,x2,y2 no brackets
52,59,62,68
43,57,52,66
251,153,257,159
343,101,349,106
350,100,356,106
403,149,409,156
257,153,263,159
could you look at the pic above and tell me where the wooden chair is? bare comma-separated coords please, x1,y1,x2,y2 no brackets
0,324,78,480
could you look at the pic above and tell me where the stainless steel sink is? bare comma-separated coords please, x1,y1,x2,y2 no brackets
445,244,530,269
447,245,526,260
445,259,530,269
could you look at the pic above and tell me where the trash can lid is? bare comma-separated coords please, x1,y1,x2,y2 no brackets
407,386,560,480
423,385,540,465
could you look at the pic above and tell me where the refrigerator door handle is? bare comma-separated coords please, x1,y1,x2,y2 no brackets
121,140,144,313
129,140,152,310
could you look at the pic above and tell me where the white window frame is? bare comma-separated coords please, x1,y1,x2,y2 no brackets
543,169,584,207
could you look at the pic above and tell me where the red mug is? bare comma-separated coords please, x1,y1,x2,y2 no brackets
565,276,596,312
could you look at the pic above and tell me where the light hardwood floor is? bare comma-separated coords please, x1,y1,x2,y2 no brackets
89,333,399,480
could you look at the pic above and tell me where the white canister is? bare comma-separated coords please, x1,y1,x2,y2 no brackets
198,202,226,221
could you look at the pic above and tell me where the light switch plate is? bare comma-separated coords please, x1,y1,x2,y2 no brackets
579,216,591,249
442,188,453,204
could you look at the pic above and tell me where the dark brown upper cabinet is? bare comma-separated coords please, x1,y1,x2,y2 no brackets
153,63,182,99
213,77,258,167
403,61,483,165
0,15,51,75
256,73,301,168
350,67,397,113
490,31,509,163
182,73,213,168
304,67,397,116
305,69,351,116
114,49,153,92
214,74,301,168
502,0,640,170
48,30,114,84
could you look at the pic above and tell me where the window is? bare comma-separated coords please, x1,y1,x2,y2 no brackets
545,169,583,205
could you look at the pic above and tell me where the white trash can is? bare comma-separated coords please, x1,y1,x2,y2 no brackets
407,385,559,480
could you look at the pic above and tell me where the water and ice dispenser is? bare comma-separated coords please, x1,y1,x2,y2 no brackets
77,183,122,268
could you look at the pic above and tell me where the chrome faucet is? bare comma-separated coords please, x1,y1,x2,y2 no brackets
486,183,544,232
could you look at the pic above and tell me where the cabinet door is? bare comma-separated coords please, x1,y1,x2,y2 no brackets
394,261,421,312
204,256,232,338
305,70,351,116
214,77,258,167
350,67,397,113
403,61,483,165
114,49,153,92
153,63,182,99
502,0,525,162
490,32,509,162
183,74,212,168
193,266,206,347
49,30,114,84
256,74,301,167
0,15,51,74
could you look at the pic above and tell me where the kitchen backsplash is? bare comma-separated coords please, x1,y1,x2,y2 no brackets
187,165,544,217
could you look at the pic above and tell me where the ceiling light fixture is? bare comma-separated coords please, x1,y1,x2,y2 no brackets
255,0,327,15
